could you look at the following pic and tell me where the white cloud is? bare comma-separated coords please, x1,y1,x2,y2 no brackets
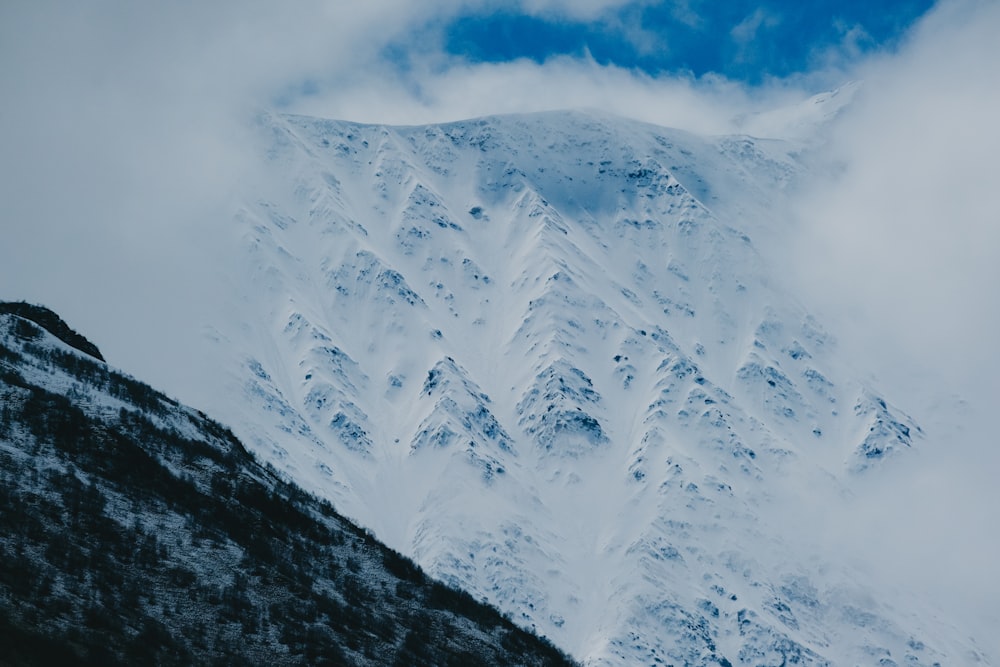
789,0,1000,408
728,7,783,69
294,54,767,134
518,0,638,20
784,0,1000,653
0,0,466,391
730,7,782,45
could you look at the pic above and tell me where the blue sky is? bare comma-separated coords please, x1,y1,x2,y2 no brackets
439,1,934,83
265,0,945,129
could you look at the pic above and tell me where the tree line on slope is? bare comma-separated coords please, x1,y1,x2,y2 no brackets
0,306,575,666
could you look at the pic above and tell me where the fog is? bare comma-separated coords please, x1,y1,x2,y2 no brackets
781,1,1000,653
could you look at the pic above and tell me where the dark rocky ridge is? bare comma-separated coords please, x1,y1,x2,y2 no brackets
0,306,574,666
0,301,104,361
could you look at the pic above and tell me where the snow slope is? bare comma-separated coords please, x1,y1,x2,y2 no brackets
202,108,989,665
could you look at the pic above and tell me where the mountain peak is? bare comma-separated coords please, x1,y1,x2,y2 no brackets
0,301,104,361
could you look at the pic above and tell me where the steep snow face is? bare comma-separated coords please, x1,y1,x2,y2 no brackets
206,110,985,665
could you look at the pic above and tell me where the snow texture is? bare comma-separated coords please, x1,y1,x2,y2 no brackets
199,106,986,665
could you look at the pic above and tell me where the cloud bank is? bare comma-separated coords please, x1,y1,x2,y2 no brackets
783,0,1000,654
790,0,1000,402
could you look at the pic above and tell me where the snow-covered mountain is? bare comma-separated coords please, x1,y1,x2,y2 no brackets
201,107,989,665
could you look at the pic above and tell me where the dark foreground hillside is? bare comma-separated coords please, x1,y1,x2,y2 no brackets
0,303,575,666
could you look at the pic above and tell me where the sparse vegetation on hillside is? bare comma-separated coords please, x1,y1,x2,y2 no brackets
0,308,575,666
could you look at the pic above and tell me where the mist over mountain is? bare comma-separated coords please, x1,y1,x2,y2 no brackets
184,104,993,665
